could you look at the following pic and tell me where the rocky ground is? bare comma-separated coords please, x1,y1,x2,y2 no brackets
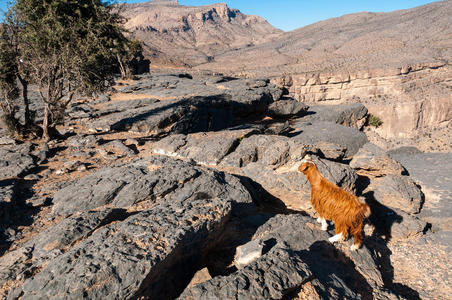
0,71,451,299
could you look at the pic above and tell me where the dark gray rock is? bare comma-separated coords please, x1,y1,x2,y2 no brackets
303,103,368,129
178,245,316,300
391,209,427,239
388,152,452,238
350,143,404,176
85,74,283,134
0,208,127,293
290,121,368,157
51,155,252,216
311,141,347,161
370,175,424,214
152,129,258,166
267,100,309,118
253,214,388,297
9,155,255,299
0,144,35,179
17,190,238,299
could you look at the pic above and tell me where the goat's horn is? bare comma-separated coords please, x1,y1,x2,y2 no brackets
304,154,312,161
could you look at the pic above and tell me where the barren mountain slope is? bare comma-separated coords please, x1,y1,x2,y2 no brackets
196,0,451,75
122,1,282,67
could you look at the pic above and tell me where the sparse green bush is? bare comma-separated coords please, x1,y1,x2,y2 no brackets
368,114,383,128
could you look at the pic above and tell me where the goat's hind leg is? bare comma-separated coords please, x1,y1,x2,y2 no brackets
316,216,328,231
350,222,364,251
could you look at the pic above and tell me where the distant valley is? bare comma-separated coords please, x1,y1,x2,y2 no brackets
123,0,452,152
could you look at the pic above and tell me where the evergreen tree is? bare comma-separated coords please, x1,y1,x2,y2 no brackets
1,0,130,140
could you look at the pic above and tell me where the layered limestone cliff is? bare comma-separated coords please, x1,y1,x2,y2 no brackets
272,62,452,150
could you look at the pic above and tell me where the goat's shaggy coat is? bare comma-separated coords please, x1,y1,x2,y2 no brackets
299,160,370,249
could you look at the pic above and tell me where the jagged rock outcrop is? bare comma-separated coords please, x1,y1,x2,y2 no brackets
122,2,281,66
3,155,254,299
153,132,358,213
179,245,317,300
51,155,251,216
350,143,404,176
83,74,282,134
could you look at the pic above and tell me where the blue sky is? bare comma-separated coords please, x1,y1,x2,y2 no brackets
0,0,438,31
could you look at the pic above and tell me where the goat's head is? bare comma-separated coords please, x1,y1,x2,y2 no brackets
298,155,316,173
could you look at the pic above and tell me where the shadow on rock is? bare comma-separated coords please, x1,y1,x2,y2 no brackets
0,178,42,256
299,241,374,300
202,201,275,277
357,176,422,300
235,174,290,213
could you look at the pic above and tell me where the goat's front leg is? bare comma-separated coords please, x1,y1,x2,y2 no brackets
328,232,343,243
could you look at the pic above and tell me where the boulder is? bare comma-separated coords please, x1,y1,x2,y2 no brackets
303,103,368,129
178,245,317,300
66,134,100,149
387,152,452,237
311,141,347,161
370,174,424,214
350,143,404,176
290,121,368,157
267,100,309,118
388,209,427,240
253,214,386,297
102,140,136,157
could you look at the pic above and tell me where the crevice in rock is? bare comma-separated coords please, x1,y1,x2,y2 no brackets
133,206,233,300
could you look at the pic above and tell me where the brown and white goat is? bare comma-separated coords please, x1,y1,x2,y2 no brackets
298,157,370,250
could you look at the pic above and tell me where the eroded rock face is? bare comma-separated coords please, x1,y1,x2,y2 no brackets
52,155,251,216
85,74,282,134
153,132,358,213
369,174,424,215
178,245,316,300
0,208,128,298
4,156,254,299
251,214,388,298
350,142,404,176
